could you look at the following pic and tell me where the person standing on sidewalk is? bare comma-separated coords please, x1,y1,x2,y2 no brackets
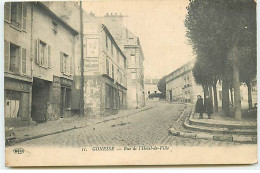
195,95,204,119
204,95,213,119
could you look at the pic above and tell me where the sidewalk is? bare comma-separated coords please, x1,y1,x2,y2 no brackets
169,104,257,144
7,104,154,145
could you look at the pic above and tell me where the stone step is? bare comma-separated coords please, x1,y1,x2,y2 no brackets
184,118,257,135
189,116,257,130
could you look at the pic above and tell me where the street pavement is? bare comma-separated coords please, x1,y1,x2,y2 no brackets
14,101,244,147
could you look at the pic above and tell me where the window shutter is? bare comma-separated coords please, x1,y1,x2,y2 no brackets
22,3,27,31
4,40,10,71
21,48,27,74
17,3,23,29
17,47,21,74
36,39,39,64
70,56,73,75
65,55,70,75
60,52,63,73
4,2,11,22
48,45,51,68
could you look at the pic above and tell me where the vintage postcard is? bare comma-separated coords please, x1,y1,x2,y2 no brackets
4,0,257,166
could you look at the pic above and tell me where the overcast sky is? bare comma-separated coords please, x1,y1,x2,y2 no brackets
83,0,195,79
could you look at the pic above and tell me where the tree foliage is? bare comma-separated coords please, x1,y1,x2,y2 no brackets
185,0,256,114
157,75,168,94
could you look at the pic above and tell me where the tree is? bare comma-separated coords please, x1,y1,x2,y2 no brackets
185,0,256,119
157,75,168,99
192,57,218,112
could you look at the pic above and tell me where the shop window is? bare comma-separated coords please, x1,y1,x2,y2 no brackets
36,39,51,68
5,90,21,118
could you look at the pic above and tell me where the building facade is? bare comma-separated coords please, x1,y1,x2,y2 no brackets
100,13,146,108
4,2,79,126
144,78,161,100
4,2,33,127
82,23,127,117
166,61,204,103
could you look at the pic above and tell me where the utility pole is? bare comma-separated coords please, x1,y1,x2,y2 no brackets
79,0,84,116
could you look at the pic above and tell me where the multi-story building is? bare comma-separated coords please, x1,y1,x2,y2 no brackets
4,2,79,126
99,13,146,108
4,2,33,127
83,22,127,117
166,61,204,103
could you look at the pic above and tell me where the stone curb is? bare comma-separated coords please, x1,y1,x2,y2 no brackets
189,114,257,130
168,127,257,144
168,106,257,144
8,106,154,146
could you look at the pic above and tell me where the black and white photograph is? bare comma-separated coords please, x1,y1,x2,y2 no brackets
3,0,257,166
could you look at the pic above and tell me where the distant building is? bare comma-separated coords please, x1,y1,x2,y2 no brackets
166,61,203,103
144,78,161,100
97,13,146,109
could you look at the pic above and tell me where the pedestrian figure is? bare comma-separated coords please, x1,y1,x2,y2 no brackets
204,95,213,119
195,95,204,119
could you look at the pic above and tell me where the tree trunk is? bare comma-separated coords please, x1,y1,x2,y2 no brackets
212,83,218,112
230,87,234,107
222,77,230,116
209,85,214,111
232,46,242,120
203,85,208,105
247,82,253,109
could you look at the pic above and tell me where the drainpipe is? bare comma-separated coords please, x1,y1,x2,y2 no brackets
29,3,34,124
79,1,84,116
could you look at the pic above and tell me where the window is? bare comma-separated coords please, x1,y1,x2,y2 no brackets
22,3,27,31
21,48,27,74
5,41,27,74
105,35,108,50
36,39,50,68
111,43,114,56
5,2,27,31
117,50,120,64
131,72,136,82
60,52,72,76
131,55,135,65
10,43,21,74
106,59,109,75
112,64,114,79
11,3,22,29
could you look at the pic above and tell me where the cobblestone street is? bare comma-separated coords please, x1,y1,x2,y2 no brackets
15,102,244,147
